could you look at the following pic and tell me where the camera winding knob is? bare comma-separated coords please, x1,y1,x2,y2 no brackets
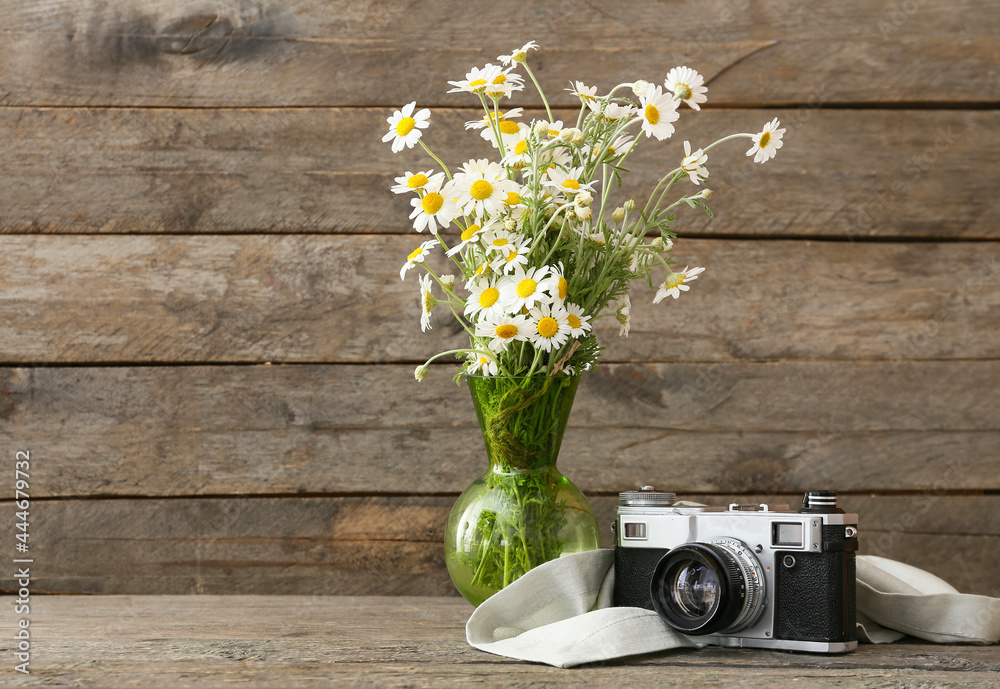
619,486,677,506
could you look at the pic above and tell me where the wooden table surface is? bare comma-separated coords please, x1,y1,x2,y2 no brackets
1,596,998,688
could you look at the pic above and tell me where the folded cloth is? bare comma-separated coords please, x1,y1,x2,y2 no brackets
466,549,1000,667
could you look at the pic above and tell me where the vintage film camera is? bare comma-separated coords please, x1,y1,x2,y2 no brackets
613,487,858,653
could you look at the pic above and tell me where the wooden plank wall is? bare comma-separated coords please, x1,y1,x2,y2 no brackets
1,0,997,597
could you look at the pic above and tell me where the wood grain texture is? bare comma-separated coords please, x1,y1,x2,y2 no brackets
2,1,998,107
3,107,997,238
9,495,998,596
0,596,996,687
1,236,997,363
3,362,999,498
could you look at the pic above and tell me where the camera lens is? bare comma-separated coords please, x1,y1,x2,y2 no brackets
650,541,764,635
671,562,719,616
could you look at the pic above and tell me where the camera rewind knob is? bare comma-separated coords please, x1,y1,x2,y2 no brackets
801,491,844,513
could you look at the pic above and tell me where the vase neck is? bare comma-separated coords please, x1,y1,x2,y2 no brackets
467,374,581,472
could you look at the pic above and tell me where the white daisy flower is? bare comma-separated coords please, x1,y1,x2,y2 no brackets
467,352,499,376
445,222,487,257
418,273,436,332
551,263,569,303
566,81,598,102
464,278,513,321
382,101,431,154
501,135,534,169
537,119,564,140
653,266,706,303
475,313,530,352
452,159,520,218
391,170,443,195
544,166,597,196
563,302,592,338
481,227,518,255
664,66,708,111
590,134,634,162
502,265,557,313
587,100,635,121
399,239,438,281
497,41,539,66
447,64,504,95
527,302,572,353
616,293,632,337
681,141,709,185
408,177,459,233
747,118,786,164
464,108,524,131
484,68,525,99
482,120,530,151
489,234,531,274
639,84,679,141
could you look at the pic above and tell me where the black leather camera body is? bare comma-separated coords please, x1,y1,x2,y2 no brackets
613,488,858,653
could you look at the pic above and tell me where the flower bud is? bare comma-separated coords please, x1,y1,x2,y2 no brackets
533,121,551,138
503,218,517,231
631,80,650,97
576,190,593,207
571,130,586,145
701,188,713,199
575,205,593,221
612,207,626,223
623,199,636,212
558,128,576,143
440,274,455,289
414,365,429,381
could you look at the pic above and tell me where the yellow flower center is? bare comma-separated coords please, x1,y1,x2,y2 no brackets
493,74,507,85
423,293,435,311
548,129,560,137
461,224,481,241
396,117,416,136
469,78,488,90
516,279,537,298
406,247,424,261
498,120,520,135
537,317,559,338
759,131,771,148
505,192,522,206
558,277,568,299
513,51,527,62
495,324,518,339
567,313,581,329
475,263,489,277
479,356,490,366
514,139,529,155
479,287,500,308
470,179,494,200
506,249,520,263
675,83,692,100
645,105,660,125
407,173,428,188
562,179,580,190
421,193,444,215
492,238,509,247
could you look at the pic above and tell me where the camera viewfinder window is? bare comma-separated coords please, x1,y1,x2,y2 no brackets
772,522,804,547
623,522,647,540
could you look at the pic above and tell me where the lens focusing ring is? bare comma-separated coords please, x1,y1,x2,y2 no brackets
649,541,763,636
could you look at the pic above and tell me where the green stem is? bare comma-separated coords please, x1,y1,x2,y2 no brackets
419,140,452,180
522,62,553,122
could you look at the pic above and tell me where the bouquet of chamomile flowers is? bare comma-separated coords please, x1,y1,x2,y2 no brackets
385,41,784,383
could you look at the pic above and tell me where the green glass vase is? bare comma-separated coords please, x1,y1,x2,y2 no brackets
444,374,600,606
